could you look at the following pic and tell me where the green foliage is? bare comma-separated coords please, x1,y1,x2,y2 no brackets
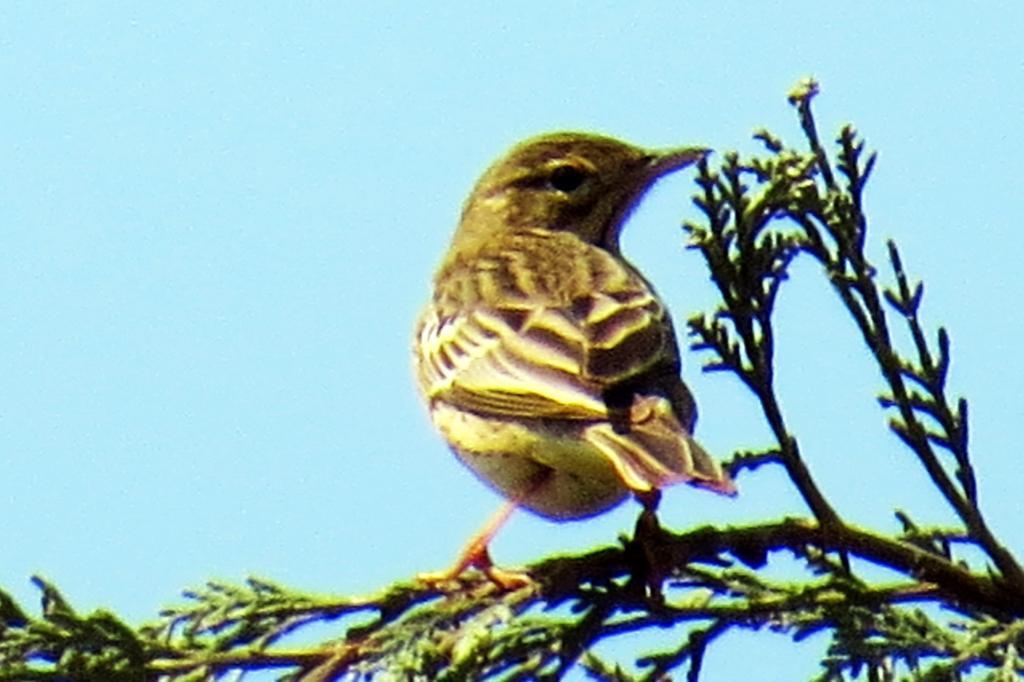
2,80,1021,681
0,577,146,681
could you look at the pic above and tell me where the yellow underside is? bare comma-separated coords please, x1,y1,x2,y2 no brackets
431,401,630,520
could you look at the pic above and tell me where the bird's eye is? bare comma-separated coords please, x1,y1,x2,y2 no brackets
547,164,588,193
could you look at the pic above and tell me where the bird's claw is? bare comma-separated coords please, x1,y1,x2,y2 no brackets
418,544,533,591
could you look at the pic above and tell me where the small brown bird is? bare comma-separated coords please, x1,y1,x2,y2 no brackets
414,132,735,584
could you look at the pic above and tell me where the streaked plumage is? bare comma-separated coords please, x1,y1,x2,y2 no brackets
415,132,734,528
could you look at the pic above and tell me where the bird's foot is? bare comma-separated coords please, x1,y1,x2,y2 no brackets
418,498,533,591
417,541,532,591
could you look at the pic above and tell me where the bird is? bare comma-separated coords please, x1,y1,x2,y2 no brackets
413,131,735,585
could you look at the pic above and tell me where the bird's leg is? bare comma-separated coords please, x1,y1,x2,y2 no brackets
635,488,661,529
419,470,552,590
631,489,668,602
418,497,530,589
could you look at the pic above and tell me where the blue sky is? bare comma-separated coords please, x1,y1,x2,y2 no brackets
2,3,1023,679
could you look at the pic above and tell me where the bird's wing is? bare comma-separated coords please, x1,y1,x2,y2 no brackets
414,247,675,421
415,236,734,495
414,274,735,494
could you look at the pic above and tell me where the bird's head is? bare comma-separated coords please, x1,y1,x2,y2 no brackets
455,132,708,253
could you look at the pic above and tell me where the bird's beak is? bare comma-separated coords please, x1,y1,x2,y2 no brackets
601,145,710,253
644,146,710,179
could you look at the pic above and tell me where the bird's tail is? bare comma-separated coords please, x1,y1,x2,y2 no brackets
585,394,736,496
